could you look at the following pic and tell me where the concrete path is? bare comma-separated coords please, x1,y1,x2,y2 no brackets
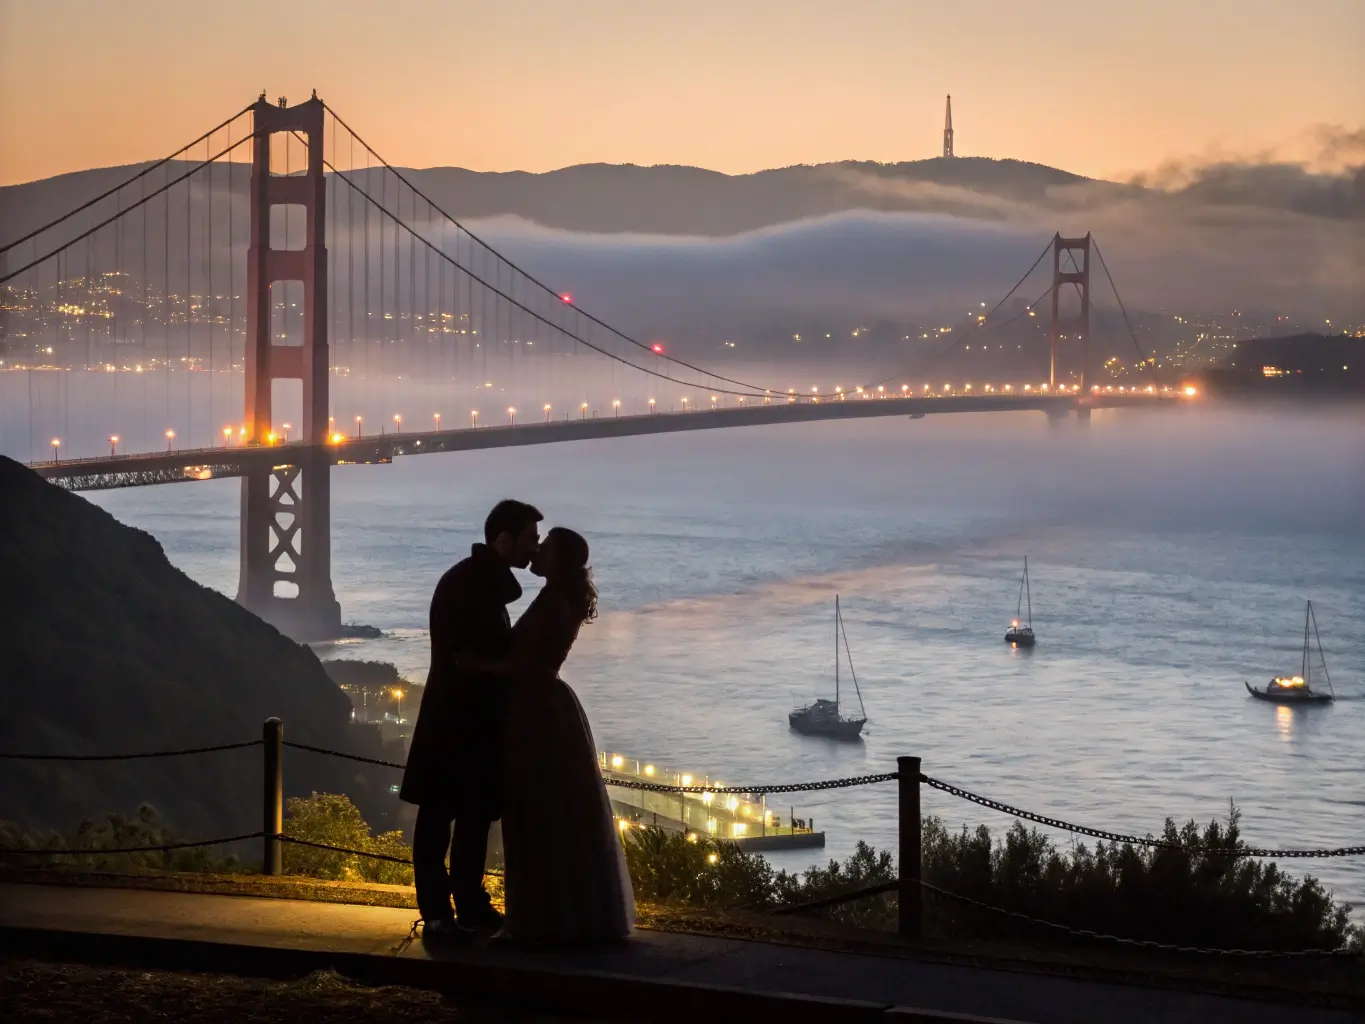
0,884,1354,1024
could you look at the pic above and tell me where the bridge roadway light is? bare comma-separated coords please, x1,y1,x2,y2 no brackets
109,435,120,456
681,397,689,410
354,415,363,438
580,402,588,420
282,423,292,443
710,395,718,409
165,428,176,451
613,399,620,417
878,385,885,397
50,438,60,461
393,414,402,432
507,407,516,425
433,413,441,431
471,409,479,427
901,384,909,395
222,426,232,446
648,398,656,414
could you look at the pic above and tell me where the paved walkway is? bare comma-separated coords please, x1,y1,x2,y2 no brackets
0,884,1354,1023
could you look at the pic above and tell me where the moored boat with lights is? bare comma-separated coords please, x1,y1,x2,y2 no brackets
1005,556,1036,647
789,596,867,740
1246,600,1335,704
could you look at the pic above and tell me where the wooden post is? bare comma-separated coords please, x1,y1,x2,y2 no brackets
898,755,922,939
263,718,283,875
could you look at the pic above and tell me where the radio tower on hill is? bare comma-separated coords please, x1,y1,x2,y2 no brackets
943,94,955,158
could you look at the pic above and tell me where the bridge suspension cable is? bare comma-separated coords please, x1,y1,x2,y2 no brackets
319,102,789,399
0,130,260,287
0,105,253,257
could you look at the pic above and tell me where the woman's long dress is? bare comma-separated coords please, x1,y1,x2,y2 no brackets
499,587,634,942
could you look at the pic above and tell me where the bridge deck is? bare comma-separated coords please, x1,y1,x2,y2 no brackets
27,393,1178,490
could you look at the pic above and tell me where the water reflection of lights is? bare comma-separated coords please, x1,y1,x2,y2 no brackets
1275,704,1294,741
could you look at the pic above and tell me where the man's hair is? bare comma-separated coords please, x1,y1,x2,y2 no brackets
484,499,544,545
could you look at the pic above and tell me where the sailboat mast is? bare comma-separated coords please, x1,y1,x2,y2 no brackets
1025,556,1033,627
1302,601,1310,682
1308,600,1334,697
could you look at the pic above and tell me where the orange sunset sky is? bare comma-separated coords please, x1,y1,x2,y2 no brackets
1,0,1362,188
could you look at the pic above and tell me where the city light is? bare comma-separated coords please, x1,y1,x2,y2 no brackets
1184,385,1198,397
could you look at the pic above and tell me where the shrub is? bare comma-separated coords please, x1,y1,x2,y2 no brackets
282,792,413,885
0,804,241,873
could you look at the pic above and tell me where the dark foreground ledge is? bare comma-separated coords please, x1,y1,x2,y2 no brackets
1,881,1357,1023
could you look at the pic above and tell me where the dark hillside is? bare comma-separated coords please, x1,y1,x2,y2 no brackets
0,456,402,841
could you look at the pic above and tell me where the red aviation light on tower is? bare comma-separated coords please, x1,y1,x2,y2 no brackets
651,343,665,354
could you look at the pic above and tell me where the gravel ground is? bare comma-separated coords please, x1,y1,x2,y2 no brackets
0,959,610,1023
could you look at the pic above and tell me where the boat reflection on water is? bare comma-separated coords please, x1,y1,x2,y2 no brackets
1275,704,1294,742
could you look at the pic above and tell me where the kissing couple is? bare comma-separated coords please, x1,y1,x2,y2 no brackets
399,499,634,945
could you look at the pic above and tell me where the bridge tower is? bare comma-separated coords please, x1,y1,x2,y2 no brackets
1049,232,1091,392
235,95,341,640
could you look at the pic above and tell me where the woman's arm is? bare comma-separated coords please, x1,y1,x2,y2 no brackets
457,594,577,678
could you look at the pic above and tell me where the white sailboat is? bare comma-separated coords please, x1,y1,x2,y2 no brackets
1005,557,1036,647
1246,600,1335,704
789,596,868,740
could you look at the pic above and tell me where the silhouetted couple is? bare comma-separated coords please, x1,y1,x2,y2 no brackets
399,500,633,945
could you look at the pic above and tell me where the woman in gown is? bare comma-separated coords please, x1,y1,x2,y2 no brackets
460,526,633,943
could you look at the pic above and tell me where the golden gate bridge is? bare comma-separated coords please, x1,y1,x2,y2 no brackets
0,93,1180,639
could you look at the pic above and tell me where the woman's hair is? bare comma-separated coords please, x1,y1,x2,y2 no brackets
546,526,598,623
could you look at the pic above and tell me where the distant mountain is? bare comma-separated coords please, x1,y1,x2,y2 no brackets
0,457,403,839
0,156,1103,242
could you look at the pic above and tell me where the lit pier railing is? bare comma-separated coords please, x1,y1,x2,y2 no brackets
599,751,825,852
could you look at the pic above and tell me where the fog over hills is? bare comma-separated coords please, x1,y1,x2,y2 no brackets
3,141,1362,349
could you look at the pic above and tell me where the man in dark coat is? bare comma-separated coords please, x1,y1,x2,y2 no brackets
400,498,542,938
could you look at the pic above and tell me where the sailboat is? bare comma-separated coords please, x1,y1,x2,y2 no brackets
1246,600,1335,704
789,596,868,740
1005,557,1037,647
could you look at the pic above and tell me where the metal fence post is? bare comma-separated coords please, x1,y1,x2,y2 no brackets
898,755,922,939
263,718,283,875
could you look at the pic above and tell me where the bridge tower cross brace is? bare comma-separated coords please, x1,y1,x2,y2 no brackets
1049,232,1091,392
235,96,341,640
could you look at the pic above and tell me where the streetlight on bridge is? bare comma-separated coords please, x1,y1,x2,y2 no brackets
648,398,656,414
222,426,232,447
471,409,479,428
544,404,552,423
507,407,516,425
50,438,61,462
433,413,441,431
282,423,292,443
613,399,620,417
393,414,402,433
580,402,588,420
109,435,120,456
165,429,176,451
354,415,363,438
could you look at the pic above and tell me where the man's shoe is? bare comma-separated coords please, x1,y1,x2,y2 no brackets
422,917,474,944
457,905,504,932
